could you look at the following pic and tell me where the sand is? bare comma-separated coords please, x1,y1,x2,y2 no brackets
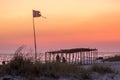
90,61,120,80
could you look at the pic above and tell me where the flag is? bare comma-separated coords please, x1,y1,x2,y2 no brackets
33,10,41,17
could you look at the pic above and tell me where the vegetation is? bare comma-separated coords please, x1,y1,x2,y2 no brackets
0,55,92,79
90,64,114,74
103,55,120,62
0,46,115,80
0,47,91,79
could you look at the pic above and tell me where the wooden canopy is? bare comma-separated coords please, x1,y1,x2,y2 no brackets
47,48,97,54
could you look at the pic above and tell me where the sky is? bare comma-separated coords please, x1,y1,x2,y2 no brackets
0,0,120,53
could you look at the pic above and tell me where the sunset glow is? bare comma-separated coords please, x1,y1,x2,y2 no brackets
0,0,120,53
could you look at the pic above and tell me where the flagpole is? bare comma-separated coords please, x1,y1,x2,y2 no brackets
32,10,37,62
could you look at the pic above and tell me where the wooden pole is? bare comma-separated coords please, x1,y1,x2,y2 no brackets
53,54,55,62
83,52,85,64
78,52,80,64
80,52,82,64
91,51,93,64
88,51,90,64
72,53,73,63
66,53,67,63
49,53,51,62
32,13,37,62
69,53,70,63
96,50,98,63
45,52,47,62
75,53,77,64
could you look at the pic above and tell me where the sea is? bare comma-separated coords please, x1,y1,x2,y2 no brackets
0,52,120,64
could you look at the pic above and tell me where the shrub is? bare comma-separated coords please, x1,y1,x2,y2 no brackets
0,46,92,79
104,55,120,62
0,57,92,79
90,64,114,74
1,53,33,76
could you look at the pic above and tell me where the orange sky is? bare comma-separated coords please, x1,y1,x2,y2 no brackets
0,0,120,53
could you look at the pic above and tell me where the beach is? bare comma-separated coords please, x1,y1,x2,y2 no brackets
83,61,120,80
0,61,120,80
